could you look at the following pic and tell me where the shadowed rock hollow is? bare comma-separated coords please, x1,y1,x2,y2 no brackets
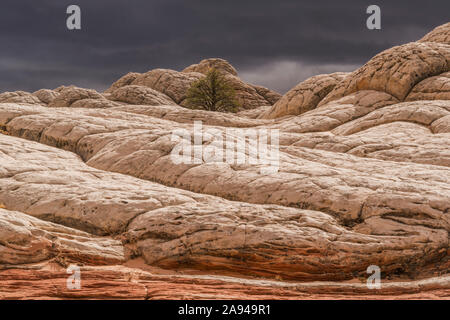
0,24,449,300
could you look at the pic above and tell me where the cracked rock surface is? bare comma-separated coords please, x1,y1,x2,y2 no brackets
260,72,349,119
0,26,449,299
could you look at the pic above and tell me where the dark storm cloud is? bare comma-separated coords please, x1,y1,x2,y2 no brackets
0,0,449,93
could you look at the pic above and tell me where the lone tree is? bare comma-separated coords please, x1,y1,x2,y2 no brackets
185,68,239,112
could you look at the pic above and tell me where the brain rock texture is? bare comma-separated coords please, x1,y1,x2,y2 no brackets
0,24,449,300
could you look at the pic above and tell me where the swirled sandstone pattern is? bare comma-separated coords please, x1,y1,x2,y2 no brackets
260,72,349,119
0,23,449,299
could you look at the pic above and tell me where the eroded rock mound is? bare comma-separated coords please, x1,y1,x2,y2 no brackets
221,74,278,110
406,71,450,101
110,85,176,106
129,69,203,104
106,59,280,110
270,90,399,133
70,98,122,109
104,72,141,94
0,91,42,105
48,86,106,108
419,22,450,45
260,72,348,119
182,58,238,76
319,41,450,106
251,84,283,105
33,89,59,104
0,208,124,265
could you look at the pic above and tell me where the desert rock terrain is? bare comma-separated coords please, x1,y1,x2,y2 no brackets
0,23,449,299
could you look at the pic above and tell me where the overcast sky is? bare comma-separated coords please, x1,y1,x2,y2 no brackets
0,0,448,93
